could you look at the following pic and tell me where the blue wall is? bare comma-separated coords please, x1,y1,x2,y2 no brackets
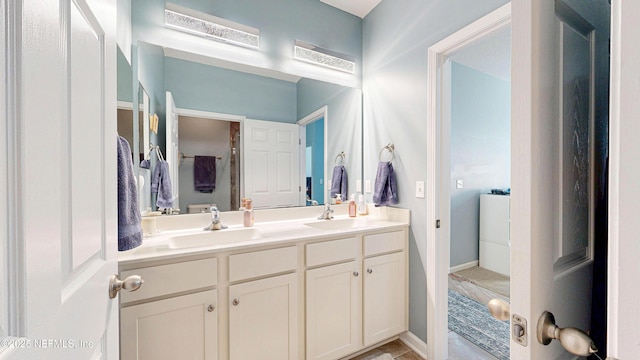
117,46,133,102
363,0,509,342
164,57,297,122
305,118,325,204
132,0,362,87
450,61,510,268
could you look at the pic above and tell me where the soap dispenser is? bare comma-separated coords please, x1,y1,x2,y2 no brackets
243,198,254,227
348,194,357,217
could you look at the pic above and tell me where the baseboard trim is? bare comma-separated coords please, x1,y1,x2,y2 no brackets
449,260,478,274
399,331,428,359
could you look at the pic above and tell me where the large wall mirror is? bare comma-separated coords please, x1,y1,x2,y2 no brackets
118,45,362,212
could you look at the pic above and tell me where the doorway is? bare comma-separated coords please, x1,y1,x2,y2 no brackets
425,4,512,360
445,19,512,360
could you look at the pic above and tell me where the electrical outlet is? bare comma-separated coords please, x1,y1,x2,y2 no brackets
416,181,425,198
365,180,372,193
327,179,332,190
356,179,362,192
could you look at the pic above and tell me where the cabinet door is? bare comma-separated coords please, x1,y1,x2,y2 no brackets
120,289,218,360
229,273,298,360
363,252,406,346
306,261,361,360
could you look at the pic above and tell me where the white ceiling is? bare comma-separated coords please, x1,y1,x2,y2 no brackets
320,0,382,18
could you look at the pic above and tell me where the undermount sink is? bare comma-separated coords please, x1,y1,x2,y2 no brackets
168,227,262,249
304,218,365,231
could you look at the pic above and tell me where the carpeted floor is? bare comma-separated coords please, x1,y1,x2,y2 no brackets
451,266,510,298
448,289,510,360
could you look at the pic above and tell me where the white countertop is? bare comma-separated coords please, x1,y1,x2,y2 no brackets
118,205,410,266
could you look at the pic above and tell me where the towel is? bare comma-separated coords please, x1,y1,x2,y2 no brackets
117,136,143,251
194,155,217,193
151,160,173,209
373,161,398,206
330,165,348,200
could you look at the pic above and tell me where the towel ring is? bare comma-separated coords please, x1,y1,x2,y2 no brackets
334,152,346,166
379,143,395,162
155,146,165,161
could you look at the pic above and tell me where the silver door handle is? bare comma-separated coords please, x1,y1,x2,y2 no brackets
109,274,143,299
537,311,598,356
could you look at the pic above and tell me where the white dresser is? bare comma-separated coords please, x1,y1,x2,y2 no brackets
479,194,510,276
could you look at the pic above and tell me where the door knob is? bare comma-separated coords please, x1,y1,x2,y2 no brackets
487,298,510,321
537,311,598,357
109,274,143,299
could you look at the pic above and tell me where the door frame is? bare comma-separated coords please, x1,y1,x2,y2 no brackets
607,1,640,358
425,4,511,360
298,106,329,206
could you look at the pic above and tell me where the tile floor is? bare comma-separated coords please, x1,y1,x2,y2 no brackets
350,340,423,360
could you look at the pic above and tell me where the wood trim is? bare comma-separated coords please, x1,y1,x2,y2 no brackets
449,260,479,274
425,4,511,360
399,331,428,360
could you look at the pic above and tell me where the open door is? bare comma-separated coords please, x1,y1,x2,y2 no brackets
2,0,122,358
166,91,180,209
243,119,301,209
510,1,605,358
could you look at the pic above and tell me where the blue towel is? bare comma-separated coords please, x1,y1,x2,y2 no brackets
194,155,217,193
373,162,398,206
151,160,173,209
330,165,348,201
117,136,143,251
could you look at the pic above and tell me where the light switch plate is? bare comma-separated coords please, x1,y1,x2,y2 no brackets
356,179,362,192
456,179,464,189
327,179,332,190
416,181,425,198
365,180,372,193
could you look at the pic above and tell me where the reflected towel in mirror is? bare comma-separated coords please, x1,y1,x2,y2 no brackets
330,165,348,201
194,155,217,193
151,160,173,208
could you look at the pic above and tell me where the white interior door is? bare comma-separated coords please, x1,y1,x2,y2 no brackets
243,119,300,209
511,1,598,358
1,0,119,359
166,91,180,209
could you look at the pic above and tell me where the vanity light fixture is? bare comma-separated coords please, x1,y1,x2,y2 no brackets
294,40,355,74
165,3,259,49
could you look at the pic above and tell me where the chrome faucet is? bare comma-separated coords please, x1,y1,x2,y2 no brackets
204,204,227,230
317,203,334,220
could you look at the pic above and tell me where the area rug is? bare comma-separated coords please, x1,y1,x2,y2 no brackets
451,266,510,298
448,289,510,360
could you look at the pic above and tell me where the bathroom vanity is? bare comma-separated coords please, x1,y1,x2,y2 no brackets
118,205,409,360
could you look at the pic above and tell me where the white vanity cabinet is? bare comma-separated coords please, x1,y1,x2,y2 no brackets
363,231,407,346
118,217,409,360
305,237,361,360
120,290,218,360
118,258,219,360
227,246,299,360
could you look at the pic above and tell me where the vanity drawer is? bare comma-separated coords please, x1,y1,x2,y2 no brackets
364,230,405,257
120,258,218,304
229,246,297,282
306,237,358,267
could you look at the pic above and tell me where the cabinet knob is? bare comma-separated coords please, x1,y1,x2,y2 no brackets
207,304,215,312
353,271,359,277
232,299,240,306
367,268,373,274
